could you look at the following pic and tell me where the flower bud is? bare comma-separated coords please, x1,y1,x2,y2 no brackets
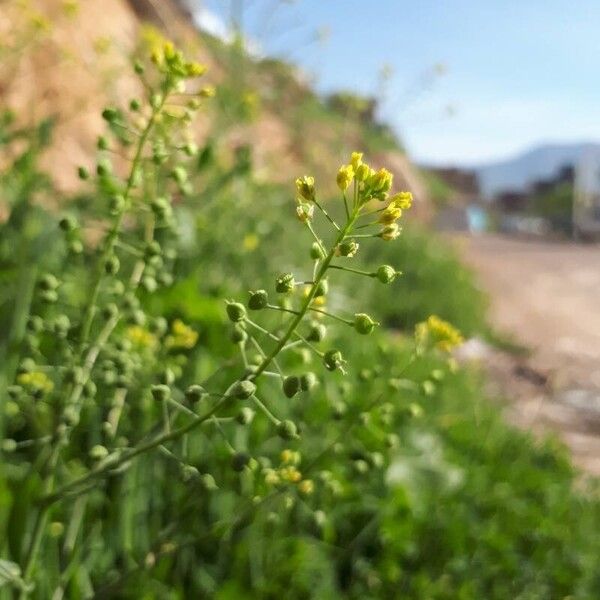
336,165,354,192
277,420,299,440
314,279,328,297
229,380,256,400
248,290,268,310
282,376,301,398
151,384,170,402
1,439,17,453
96,158,112,177
151,197,173,220
53,315,71,337
310,242,326,260
295,176,315,202
27,315,44,333
201,473,218,491
39,274,59,291
104,255,120,275
355,163,370,182
77,166,89,180
336,239,359,257
69,240,83,255
275,273,295,294
376,265,397,284
109,194,125,214
185,384,205,402
296,203,314,223
306,321,327,342
142,276,157,293
230,323,248,344
129,98,141,112
59,215,77,232
300,372,317,391
89,445,109,461
298,479,314,495
231,451,250,472
368,168,393,194
379,205,402,224
102,303,119,320
236,407,255,425
226,302,246,322
380,223,400,241
354,313,378,335
323,349,344,371
134,61,145,74
390,191,413,210
101,107,119,123
97,135,109,150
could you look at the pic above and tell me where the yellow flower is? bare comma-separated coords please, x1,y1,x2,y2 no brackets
350,151,363,171
380,223,400,241
243,233,259,251
379,205,402,225
165,319,198,349
336,165,354,192
126,325,158,350
280,449,301,465
264,468,280,486
355,163,371,182
17,371,54,394
368,168,393,194
295,176,315,202
280,466,302,483
198,86,215,98
415,315,463,353
391,191,413,210
298,479,315,495
61,0,79,17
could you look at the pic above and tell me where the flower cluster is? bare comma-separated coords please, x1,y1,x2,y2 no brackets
415,315,464,353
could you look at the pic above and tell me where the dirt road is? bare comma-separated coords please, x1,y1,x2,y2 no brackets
456,234,600,475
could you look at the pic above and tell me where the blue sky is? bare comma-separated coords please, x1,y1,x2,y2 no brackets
192,1,600,166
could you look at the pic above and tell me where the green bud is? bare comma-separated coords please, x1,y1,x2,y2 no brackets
130,309,146,326
306,321,326,342
157,272,173,287
181,464,199,481
300,372,317,391
226,302,246,323
376,265,398,284
59,215,77,232
337,239,359,257
53,314,71,337
354,459,370,474
323,349,344,371
145,240,161,258
229,380,256,400
150,197,172,220
314,278,329,297
201,473,218,491
230,324,248,344
170,166,188,185
77,166,89,180
129,98,141,111
97,135,109,150
282,376,301,398
142,276,157,293
134,61,145,75
277,420,299,440
236,407,255,425
276,273,295,294
1,439,17,453
109,194,125,214
332,401,347,419
83,380,97,398
104,255,120,275
89,445,109,460
64,366,83,385
310,242,326,260
39,273,59,291
102,303,119,320
185,384,205,402
231,451,250,472
354,313,378,335
27,315,44,333
151,384,170,402
69,240,84,255
101,107,119,122
150,317,168,336
248,289,268,310
41,290,58,304
160,368,176,385
96,158,112,177
183,142,198,157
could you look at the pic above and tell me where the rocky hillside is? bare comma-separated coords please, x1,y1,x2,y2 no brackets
0,0,430,216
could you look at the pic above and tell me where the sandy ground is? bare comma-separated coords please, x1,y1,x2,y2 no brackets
455,234,600,475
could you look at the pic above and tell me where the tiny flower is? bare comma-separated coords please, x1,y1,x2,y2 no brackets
379,205,402,225
165,319,198,349
336,165,354,192
336,239,359,257
281,449,301,465
379,223,401,241
415,315,463,353
276,273,295,294
296,203,314,223
295,175,315,202
354,163,370,182
350,151,363,171
354,313,378,335
264,468,280,485
298,479,315,495
368,168,393,194
279,465,302,482
391,191,413,210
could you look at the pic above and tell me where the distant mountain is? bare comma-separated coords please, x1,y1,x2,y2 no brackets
474,142,600,198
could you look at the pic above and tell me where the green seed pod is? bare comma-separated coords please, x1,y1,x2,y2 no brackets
185,384,205,402
236,407,255,425
337,239,359,257
83,380,97,399
1,439,17,453
231,451,250,472
160,368,176,385
89,445,109,461
142,276,157,293
39,273,59,291
96,158,112,177
101,107,119,122
353,459,370,474
230,323,248,344
134,61,144,75
181,465,199,482
306,321,326,342
129,98,141,111
323,349,344,371
170,166,188,185
201,473,218,491
64,366,83,385
104,255,120,275
122,293,139,311
300,372,317,392
157,271,173,287
282,376,301,398
41,290,58,304
275,273,295,294
376,264,397,284
145,240,161,258
102,303,119,320
314,278,329,297
97,135,109,150
130,309,146,326
68,240,84,255
277,420,299,440
248,290,268,310
151,384,170,402
229,380,256,400
354,313,378,335
150,197,172,220
310,242,326,260
226,302,246,323
59,215,77,232
77,166,89,180
27,315,44,333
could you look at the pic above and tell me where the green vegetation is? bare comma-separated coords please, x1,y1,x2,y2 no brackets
0,8,599,600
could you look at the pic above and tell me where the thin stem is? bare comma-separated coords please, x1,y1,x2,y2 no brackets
313,199,341,231
329,264,375,277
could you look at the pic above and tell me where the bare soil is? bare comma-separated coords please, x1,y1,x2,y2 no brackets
455,234,600,475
